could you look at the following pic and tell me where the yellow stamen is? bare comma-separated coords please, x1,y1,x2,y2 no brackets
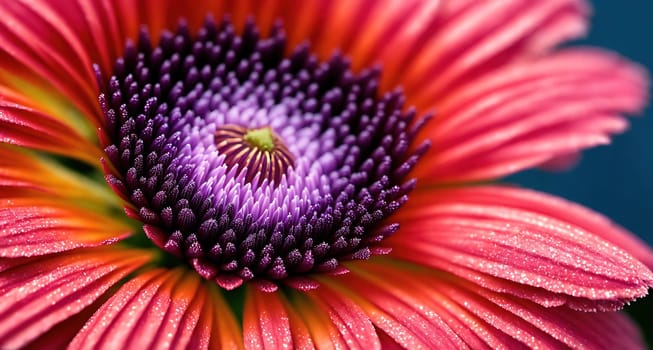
243,127,275,152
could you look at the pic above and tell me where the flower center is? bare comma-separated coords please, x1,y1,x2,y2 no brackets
214,124,294,186
97,16,428,290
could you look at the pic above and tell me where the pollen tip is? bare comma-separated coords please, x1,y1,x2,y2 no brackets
285,277,321,291
244,127,275,151
215,275,244,290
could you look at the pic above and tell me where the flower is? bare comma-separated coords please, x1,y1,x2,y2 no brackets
0,0,652,348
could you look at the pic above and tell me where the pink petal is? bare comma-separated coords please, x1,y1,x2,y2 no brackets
388,186,653,310
317,266,468,349
0,199,131,257
427,185,653,269
243,287,293,350
0,103,102,164
243,285,378,349
145,272,203,350
0,247,152,348
0,0,102,125
414,268,646,348
0,0,161,130
413,49,648,183
307,285,381,349
325,261,516,349
285,290,353,349
335,259,647,348
537,151,582,171
20,298,108,350
282,303,315,349
404,0,590,108
70,267,242,349
436,267,645,348
476,284,646,349
204,285,245,350
243,287,358,349
376,328,408,350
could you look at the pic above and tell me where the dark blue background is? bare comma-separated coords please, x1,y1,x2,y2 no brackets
509,1,653,341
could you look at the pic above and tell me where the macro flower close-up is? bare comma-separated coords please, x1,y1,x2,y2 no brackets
1,0,653,348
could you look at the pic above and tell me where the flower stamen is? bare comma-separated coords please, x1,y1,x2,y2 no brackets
214,124,294,185
244,127,275,151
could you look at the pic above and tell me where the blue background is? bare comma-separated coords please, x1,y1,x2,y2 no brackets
510,0,653,341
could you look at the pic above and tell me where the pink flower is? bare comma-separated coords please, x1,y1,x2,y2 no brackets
0,0,651,348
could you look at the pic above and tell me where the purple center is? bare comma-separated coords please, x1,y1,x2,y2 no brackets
98,17,428,290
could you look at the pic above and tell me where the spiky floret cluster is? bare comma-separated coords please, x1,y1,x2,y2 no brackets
99,17,428,290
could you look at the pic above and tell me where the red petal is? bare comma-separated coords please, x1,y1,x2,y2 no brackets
287,290,352,349
476,284,646,349
389,186,653,309
317,265,468,349
242,287,315,349
0,0,102,126
0,103,102,164
445,185,653,269
180,283,245,350
352,261,550,348
242,284,379,349
283,304,315,349
243,287,293,350
0,0,159,132
404,264,646,348
145,272,204,349
414,49,648,183
333,259,648,348
0,247,152,348
0,199,131,257
306,286,381,349
404,0,590,108
71,268,242,349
